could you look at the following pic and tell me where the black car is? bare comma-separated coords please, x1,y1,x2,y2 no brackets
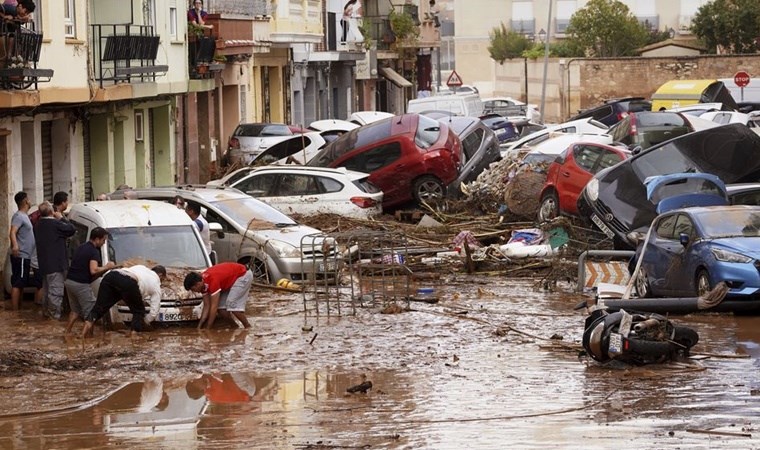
569,97,652,127
577,123,760,248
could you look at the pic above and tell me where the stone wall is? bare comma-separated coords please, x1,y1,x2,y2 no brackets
492,54,760,123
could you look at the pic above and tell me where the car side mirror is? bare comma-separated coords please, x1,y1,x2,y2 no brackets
209,222,224,238
679,232,690,247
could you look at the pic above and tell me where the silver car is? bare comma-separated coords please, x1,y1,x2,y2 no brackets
436,116,501,197
112,187,336,285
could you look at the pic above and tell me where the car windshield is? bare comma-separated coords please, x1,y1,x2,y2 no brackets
107,226,207,269
234,124,291,137
209,197,297,229
224,169,254,185
631,143,697,181
416,115,442,149
698,210,760,238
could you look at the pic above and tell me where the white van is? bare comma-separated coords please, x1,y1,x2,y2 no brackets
66,200,213,325
407,93,484,117
718,77,760,103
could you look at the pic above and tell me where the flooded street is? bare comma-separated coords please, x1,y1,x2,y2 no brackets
1,276,760,449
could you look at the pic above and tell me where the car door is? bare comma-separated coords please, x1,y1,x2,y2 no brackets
555,144,603,214
201,205,242,264
265,173,321,216
339,141,406,205
642,213,679,295
669,213,696,296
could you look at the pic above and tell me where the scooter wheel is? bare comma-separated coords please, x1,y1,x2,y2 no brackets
622,338,674,365
672,326,699,351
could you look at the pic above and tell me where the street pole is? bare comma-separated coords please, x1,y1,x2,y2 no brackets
524,57,528,104
539,0,553,124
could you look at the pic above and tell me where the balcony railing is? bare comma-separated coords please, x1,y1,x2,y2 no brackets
203,14,261,56
0,21,53,90
364,16,395,51
90,24,168,87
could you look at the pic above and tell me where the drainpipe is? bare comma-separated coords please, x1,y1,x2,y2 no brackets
564,57,582,119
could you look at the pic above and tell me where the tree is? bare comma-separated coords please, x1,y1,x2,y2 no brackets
565,0,649,57
487,23,531,63
691,0,760,54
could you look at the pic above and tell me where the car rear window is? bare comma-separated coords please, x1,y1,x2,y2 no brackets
354,179,381,194
308,120,392,166
416,115,442,149
234,124,291,137
636,112,686,127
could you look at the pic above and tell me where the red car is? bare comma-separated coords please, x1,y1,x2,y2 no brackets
308,114,462,208
537,142,630,222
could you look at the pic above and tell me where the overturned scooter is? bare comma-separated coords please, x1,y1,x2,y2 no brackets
581,306,699,365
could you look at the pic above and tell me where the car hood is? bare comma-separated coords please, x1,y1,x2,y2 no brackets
243,223,324,246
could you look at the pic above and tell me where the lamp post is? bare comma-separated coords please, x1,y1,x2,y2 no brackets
539,1,553,124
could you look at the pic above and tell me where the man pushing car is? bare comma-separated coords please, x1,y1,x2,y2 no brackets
183,262,252,329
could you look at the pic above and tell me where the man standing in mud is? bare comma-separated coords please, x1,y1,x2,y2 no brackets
35,198,76,319
183,262,252,329
8,191,35,310
82,265,166,337
64,227,115,334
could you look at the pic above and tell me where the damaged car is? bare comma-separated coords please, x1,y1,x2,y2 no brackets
578,123,760,248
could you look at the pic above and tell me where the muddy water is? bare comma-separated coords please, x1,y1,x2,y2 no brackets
1,277,759,449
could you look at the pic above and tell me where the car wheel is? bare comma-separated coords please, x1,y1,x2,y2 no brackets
634,268,652,298
537,191,559,222
413,175,445,205
696,269,712,297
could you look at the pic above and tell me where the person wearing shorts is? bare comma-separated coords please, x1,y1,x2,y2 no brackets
64,227,115,334
183,262,252,329
82,265,166,337
8,191,35,310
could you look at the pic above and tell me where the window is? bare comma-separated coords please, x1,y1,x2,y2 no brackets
275,174,318,196
674,214,694,238
134,111,144,142
144,0,157,28
169,7,178,39
598,150,623,171
573,145,603,172
316,176,343,194
64,0,75,38
655,214,677,239
460,128,485,162
416,115,441,149
341,142,402,173
555,0,576,34
235,174,277,197
511,1,534,34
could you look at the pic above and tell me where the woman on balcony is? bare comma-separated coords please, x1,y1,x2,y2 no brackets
187,0,212,29
340,0,363,44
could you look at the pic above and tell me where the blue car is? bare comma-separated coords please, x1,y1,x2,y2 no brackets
479,113,518,144
635,205,760,298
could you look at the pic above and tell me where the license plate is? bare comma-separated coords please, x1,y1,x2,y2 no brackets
608,332,623,355
158,312,194,322
591,214,616,239
318,261,338,272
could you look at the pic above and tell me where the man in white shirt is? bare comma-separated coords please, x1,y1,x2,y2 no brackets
81,264,166,337
186,202,212,259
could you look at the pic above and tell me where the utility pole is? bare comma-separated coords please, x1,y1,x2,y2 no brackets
539,0,553,124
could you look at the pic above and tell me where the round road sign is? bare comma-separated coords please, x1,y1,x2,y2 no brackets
734,71,751,88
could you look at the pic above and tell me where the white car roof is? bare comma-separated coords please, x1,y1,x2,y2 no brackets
699,111,751,125
71,200,196,228
247,165,371,182
666,103,723,113
526,132,614,156
308,119,359,132
349,111,394,125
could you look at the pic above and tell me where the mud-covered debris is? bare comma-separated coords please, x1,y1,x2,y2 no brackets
0,348,138,377
346,381,373,394
381,303,405,314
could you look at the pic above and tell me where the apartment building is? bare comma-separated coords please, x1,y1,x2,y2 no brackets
453,0,711,96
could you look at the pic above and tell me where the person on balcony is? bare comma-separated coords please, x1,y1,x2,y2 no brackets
1,0,34,31
187,0,212,30
340,0,363,44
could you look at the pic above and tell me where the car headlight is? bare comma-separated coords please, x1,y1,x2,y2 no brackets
711,248,752,263
586,178,599,202
268,240,301,258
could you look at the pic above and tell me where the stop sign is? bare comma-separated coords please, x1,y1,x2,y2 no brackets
734,71,751,88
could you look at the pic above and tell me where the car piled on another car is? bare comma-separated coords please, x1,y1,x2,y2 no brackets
224,123,294,165
578,123,760,248
308,114,462,208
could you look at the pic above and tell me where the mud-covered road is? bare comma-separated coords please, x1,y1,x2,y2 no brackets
1,276,759,449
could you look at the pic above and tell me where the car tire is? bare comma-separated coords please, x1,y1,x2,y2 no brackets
634,268,652,298
537,191,559,222
413,175,445,205
696,269,712,297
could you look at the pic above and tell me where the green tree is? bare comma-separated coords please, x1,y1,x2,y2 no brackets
487,23,531,63
565,0,649,57
691,0,760,54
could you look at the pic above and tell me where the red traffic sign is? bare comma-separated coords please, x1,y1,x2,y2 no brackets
446,70,463,88
734,71,751,88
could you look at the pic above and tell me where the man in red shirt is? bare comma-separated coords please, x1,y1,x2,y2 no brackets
184,262,252,329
